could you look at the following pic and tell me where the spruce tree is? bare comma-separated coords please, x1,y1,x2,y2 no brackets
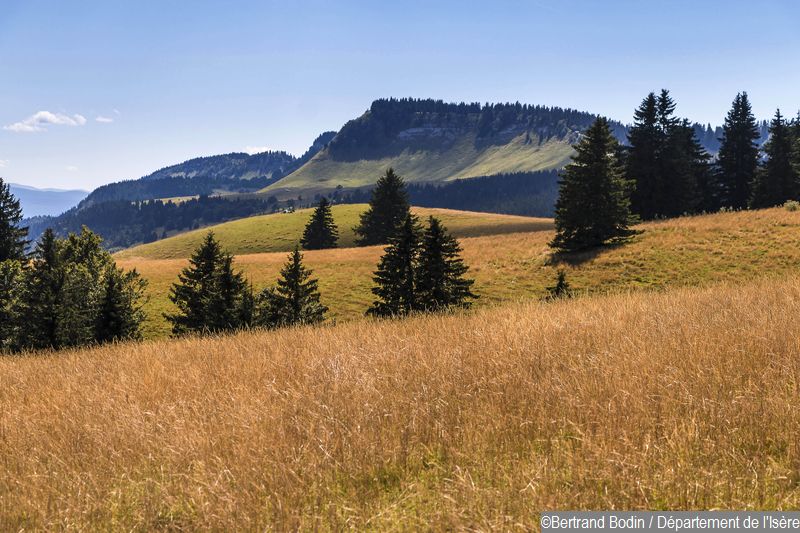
718,92,760,208
0,177,28,262
751,109,798,208
301,197,339,250
354,168,411,246
627,92,662,219
166,232,250,335
96,266,147,343
544,270,572,300
551,117,635,252
255,247,326,328
415,216,476,311
367,214,420,317
17,229,63,349
0,260,22,351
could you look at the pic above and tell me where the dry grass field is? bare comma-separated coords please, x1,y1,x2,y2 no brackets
117,207,800,338
3,276,800,530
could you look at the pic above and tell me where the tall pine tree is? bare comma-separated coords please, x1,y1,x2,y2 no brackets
354,168,410,246
551,117,635,252
301,197,339,250
751,109,798,208
255,247,327,328
718,92,760,209
96,266,148,343
367,214,420,317
415,216,476,311
0,177,28,262
16,229,63,349
627,92,662,219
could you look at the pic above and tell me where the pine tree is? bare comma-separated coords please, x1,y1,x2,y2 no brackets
255,247,327,328
718,92,760,209
301,197,339,250
207,254,252,331
627,92,662,219
0,177,28,262
415,216,476,311
544,270,572,300
551,117,635,252
166,231,245,335
751,110,798,208
367,214,420,317
16,229,63,349
354,168,411,246
96,266,148,343
0,260,22,351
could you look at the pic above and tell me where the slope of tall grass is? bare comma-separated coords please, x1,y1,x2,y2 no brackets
2,276,800,530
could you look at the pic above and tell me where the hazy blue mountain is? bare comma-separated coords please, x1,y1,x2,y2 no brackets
9,183,88,218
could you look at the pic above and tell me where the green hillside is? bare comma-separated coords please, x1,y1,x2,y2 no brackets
116,204,554,259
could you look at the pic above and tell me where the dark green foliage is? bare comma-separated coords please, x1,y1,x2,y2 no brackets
544,270,572,300
367,215,421,317
627,93,662,219
301,197,339,250
0,177,28,262
751,110,798,208
96,267,147,343
166,232,252,336
255,247,327,328
0,260,22,351
718,92,761,209
551,117,635,252
354,168,411,246
12,227,145,351
415,217,476,311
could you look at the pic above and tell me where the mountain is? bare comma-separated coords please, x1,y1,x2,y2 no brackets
8,183,88,217
260,98,629,198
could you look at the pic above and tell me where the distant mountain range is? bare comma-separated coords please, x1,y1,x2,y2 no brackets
8,183,88,218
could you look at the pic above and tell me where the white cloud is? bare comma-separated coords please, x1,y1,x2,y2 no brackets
4,111,88,133
96,115,114,123
244,145,273,155
0,159,7,168
66,165,79,172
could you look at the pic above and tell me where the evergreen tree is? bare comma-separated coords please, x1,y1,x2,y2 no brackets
0,177,28,262
0,260,22,351
792,114,800,181
367,214,420,317
16,229,63,349
415,216,476,311
544,270,572,300
354,168,411,246
301,197,339,250
718,92,760,208
96,266,148,343
551,117,635,252
255,247,326,328
627,93,662,219
166,231,250,335
659,120,705,216
751,110,798,208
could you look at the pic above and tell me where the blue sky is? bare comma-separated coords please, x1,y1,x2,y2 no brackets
1,0,799,190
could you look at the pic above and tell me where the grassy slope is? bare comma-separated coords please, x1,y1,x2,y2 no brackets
117,207,800,339
3,276,800,530
260,133,574,197
116,204,553,260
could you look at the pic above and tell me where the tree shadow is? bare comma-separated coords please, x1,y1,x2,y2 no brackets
546,232,641,266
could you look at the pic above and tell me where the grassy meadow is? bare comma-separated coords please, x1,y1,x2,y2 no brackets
117,206,800,339
3,276,800,530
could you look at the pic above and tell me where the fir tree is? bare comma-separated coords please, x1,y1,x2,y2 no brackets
718,92,760,208
96,266,148,343
255,247,326,328
551,117,635,252
0,177,28,262
627,92,662,219
0,260,22,351
415,216,476,311
751,110,798,208
166,231,250,335
354,168,410,246
367,214,420,317
16,229,63,349
301,197,338,250
544,270,572,300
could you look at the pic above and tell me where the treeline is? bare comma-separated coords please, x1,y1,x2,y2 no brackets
550,90,800,252
27,195,279,250
0,179,147,352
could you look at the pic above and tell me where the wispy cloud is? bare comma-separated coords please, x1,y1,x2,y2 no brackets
244,145,272,155
66,165,79,172
0,159,7,168
95,116,114,123
4,111,87,133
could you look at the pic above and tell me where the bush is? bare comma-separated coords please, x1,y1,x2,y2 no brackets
784,200,800,212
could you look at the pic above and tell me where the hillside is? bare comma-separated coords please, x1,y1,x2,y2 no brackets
116,207,800,338
3,276,799,529
8,183,88,217
261,98,628,198
116,204,553,259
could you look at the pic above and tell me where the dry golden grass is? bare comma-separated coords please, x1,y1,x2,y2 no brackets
3,276,800,530
118,207,800,339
